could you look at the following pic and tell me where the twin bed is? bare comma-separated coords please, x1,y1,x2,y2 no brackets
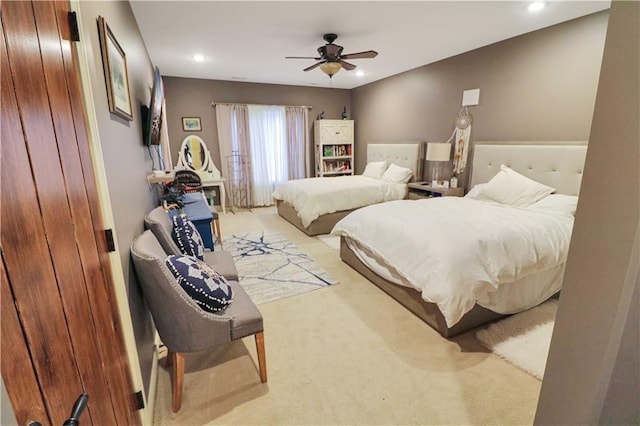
334,142,587,337
273,143,423,236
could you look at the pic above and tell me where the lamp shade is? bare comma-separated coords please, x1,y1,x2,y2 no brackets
426,143,452,161
320,62,342,77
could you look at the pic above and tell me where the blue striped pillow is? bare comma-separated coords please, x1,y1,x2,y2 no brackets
171,214,205,260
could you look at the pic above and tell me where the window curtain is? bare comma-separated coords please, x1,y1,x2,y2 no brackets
285,106,309,179
247,105,287,206
215,103,309,208
216,104,251,207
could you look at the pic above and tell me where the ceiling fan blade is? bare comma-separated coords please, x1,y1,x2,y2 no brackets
338,60,357,71
340,50,379,60
303,61,326,72
286,56,322,60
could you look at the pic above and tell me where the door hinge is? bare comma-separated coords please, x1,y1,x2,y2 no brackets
67,11,80,42
104,229,116,252
134,391,145,410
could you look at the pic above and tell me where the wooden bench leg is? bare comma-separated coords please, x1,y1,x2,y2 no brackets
214,219,222,243
210,219,222,243
254,332,267,383
171,352,184,412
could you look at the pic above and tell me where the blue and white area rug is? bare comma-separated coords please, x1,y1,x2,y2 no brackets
223,230,339,304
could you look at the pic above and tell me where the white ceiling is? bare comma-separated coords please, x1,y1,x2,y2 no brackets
130,1,610,90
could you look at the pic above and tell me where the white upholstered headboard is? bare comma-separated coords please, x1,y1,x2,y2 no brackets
367,143,423,182
470,143,588,196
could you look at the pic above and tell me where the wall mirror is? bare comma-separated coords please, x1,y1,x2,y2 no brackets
176,135,221,180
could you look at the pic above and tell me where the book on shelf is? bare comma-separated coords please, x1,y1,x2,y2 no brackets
322,144,352,158
323,159,352,172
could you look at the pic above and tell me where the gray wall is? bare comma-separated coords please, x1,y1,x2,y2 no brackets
352,11,608,186
599,275,639,424
535,1,639,423
163,77,351,178
78,0,157,397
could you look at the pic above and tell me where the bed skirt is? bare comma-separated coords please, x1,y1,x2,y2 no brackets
276,200,355,236
339,236,506,337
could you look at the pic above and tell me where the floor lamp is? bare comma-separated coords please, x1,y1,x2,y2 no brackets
426,142,452,189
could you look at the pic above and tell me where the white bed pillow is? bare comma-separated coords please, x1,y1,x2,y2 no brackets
464,183,496,202
381,163,413,183
362,160,388,179
528,194,578,215
480,164,555,207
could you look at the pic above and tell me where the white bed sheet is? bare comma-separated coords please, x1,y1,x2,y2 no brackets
272,175,406,228
332,197,574,327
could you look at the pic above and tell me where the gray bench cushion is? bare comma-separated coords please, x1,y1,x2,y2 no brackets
204,251,238,281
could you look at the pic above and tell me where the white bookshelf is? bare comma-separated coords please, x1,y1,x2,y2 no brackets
314,120,354,177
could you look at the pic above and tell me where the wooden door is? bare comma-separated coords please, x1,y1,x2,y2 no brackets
1,1,140,425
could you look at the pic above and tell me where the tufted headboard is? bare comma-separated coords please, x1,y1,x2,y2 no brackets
470,142,588,196
367,143,424,182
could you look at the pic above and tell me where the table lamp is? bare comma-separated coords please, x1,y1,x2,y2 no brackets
426,142,452,189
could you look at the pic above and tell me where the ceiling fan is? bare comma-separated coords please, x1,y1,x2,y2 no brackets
286,33,378,78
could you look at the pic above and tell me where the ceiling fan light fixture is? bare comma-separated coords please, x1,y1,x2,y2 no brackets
320,62,342,78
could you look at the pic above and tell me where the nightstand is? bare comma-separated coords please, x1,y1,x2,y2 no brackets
407,182,464,199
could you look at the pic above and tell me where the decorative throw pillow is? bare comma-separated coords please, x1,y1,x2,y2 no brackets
480,165,555,207
172,214,205,261
381,163,413,183
362,160,388,179
165,254,234,313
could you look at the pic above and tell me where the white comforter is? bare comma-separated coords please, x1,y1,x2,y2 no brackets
272,176,407,228
332,197,574,327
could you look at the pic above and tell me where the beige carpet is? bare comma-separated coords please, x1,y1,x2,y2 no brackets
317,234,340,251
153,207,542,425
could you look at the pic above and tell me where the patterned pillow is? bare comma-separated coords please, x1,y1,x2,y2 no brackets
172,214,205,260
165,254,234,313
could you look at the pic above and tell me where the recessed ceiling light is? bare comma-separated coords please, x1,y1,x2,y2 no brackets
528,2,545,12
355,70,365,77
192,54,205,62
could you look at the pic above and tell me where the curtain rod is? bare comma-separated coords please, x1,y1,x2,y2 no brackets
210,101,312,109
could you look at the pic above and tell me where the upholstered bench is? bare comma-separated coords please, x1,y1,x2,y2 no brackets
131,230,266,412
144,206,236,280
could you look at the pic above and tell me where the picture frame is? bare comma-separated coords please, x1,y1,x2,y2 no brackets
97,16,133,121
182,117,202,132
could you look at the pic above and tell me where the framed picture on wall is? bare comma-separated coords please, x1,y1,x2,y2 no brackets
182,117,202,132
97,16,133,121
